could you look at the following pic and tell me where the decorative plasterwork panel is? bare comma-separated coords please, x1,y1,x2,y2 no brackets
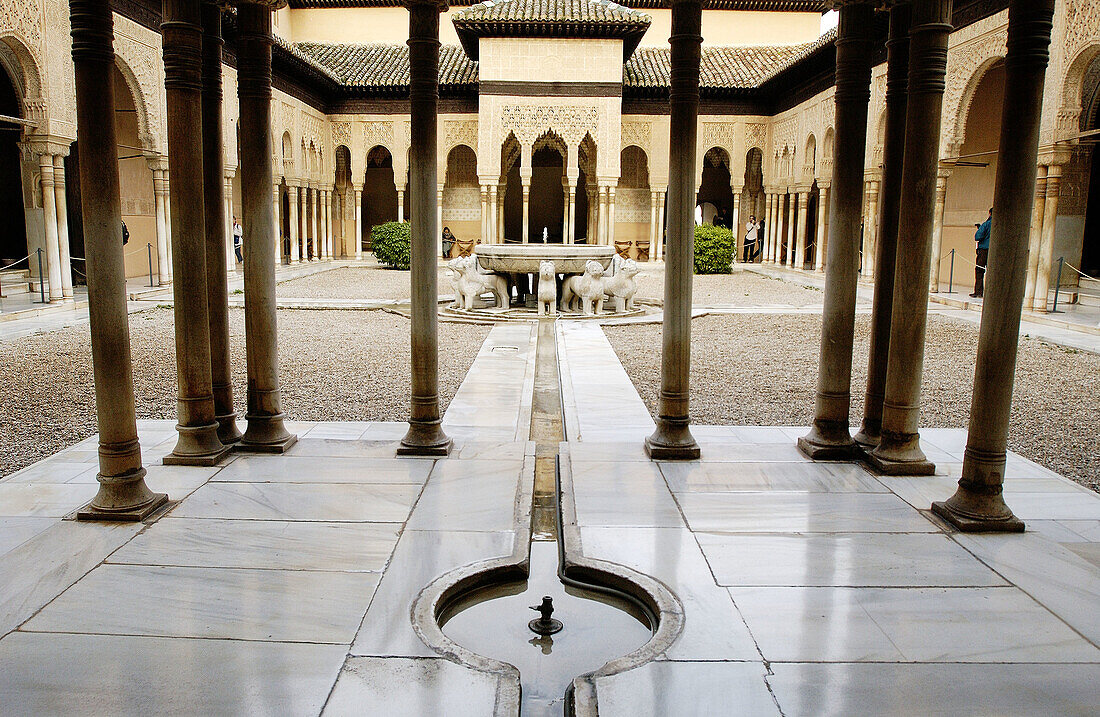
745,122,768,151
700,122,736,154
772,117,798,154
621,120,651,151
443,118,478,154
1065,0,1100,68
112,16,166,153
362,120,394,152
331,121,352,148
500,105,598,145
1,0,43,56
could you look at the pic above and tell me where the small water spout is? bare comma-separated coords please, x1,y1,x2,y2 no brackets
529,596,563,635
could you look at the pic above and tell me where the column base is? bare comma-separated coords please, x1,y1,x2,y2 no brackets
866,431,935,475
931,497,1025,533
398,422,453,456
645,421,700,461
73,467,170,522
798,421,862,461
239,416,298,454
853,418,881,449
164,422,233,466
216,411,243,445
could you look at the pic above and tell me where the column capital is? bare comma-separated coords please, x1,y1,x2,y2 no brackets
817,179,832,190
146,154,169,173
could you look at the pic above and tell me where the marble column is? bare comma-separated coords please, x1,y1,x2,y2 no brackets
38,155,64,302
151,166,171,284
731,188,741,260
607,185,617,248
860,176,879,279
223,173,235,270
489,184,498,243
815,182,829,272
928,166,952,291
784,192,795,265
798,0,874,460
597,185,609,245
325,188,333,258
399,0,450,456
69,0,167,520
856,0,910,449
567,180,577,244
288,184,300,262
762,192,773,262
311,185,320,259
794,188,810,269
397,188,405,223
656,190,667,260
932,0,1055,532
53,153,75,300
521,176,531,243
164,174,173,279
646,0,702,460
1022,165,1047,307
273,182,283,263
771,192,782,264
649,190,659,256
353,183,363,258
162,0,229,466
201,1,240,446
436,185,443,246
868,0,954,476
1032,163,1061,311
480,185,489,242
236,0,296,453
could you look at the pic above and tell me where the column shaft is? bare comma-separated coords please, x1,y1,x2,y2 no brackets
798,0,874,459
928,169,951,290
861,178,879,278
53,154,75,300
645,0,702,460
152,169,170,284
223,176,234,269
69,0,166,519
794,191,810,268
608,186,617,248
522,179,531,243
397,188,405,223
1022,166,1047,306
273,183,283,263
656,190,666,259
856,1,911,448
200,2,240,445
288,185,300,261
784,192,797,266
162,0,228,466
932,0,1055,532
236,0,295,452
1032,165,1060,310
815,184,829,271
399,0,451,455
869,0,954,475
39,155,63,302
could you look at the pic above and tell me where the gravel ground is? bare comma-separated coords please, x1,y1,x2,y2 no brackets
606,313,1100,493
633,265,826,306
0,307,488,477
277,263,453,300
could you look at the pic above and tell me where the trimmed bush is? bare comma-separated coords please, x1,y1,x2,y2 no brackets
371,221,411,270
693,223,734,274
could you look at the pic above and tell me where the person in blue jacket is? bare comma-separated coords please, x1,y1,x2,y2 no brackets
971,208,991,298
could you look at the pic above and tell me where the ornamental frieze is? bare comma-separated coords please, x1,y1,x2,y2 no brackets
500,105,598,145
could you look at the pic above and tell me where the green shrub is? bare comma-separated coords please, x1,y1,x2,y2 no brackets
371,221,411,270
693,223,734,274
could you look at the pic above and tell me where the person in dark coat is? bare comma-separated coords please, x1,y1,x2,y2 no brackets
971,208,991,298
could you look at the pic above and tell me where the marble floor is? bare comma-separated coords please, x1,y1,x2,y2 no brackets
1,321,1098,715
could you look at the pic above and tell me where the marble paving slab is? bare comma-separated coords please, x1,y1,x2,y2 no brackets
695,532,1007,587
210,454,433,485
171,481,422,522
109,518,402,572
767,662,1100,717
593,661,779,717
729,585,1100,663
570,460,685,529
405,458,525,532
323,656,500,716
0,631,348,716
24,564,381,644
676,491,939,533
660,460,886,493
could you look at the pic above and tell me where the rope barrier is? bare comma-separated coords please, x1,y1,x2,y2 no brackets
0,254,31,272
1061,259,1095,281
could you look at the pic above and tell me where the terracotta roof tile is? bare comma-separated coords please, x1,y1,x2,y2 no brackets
295,42,479,88
453,0,651,27
625,42,820,90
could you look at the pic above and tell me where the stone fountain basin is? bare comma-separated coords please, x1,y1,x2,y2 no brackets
475,244,616,274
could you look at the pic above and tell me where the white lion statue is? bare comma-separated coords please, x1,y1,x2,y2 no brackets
536,261,557,316
560,260,606,315
451,256,508,310
599,258,640,313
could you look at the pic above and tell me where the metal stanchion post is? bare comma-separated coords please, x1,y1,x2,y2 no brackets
147,242,154,287
36,248,45,303
1050,256,1064,313
947,248,955,294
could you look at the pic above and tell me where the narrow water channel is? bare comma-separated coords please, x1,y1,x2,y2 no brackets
440,319,651,716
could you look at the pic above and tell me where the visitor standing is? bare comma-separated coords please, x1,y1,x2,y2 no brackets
442,226,455,258
970,208,991,298
233,217,243,263
743,215,758,262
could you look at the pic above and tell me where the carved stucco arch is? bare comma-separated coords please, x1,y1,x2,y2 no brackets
111,52,159,154
803,133,817,180
942,27,1007,156
0,32,45,124
1057,43,1100,141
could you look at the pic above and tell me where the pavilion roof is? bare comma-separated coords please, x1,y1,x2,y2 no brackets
452,0,652,60
294,39,824,95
